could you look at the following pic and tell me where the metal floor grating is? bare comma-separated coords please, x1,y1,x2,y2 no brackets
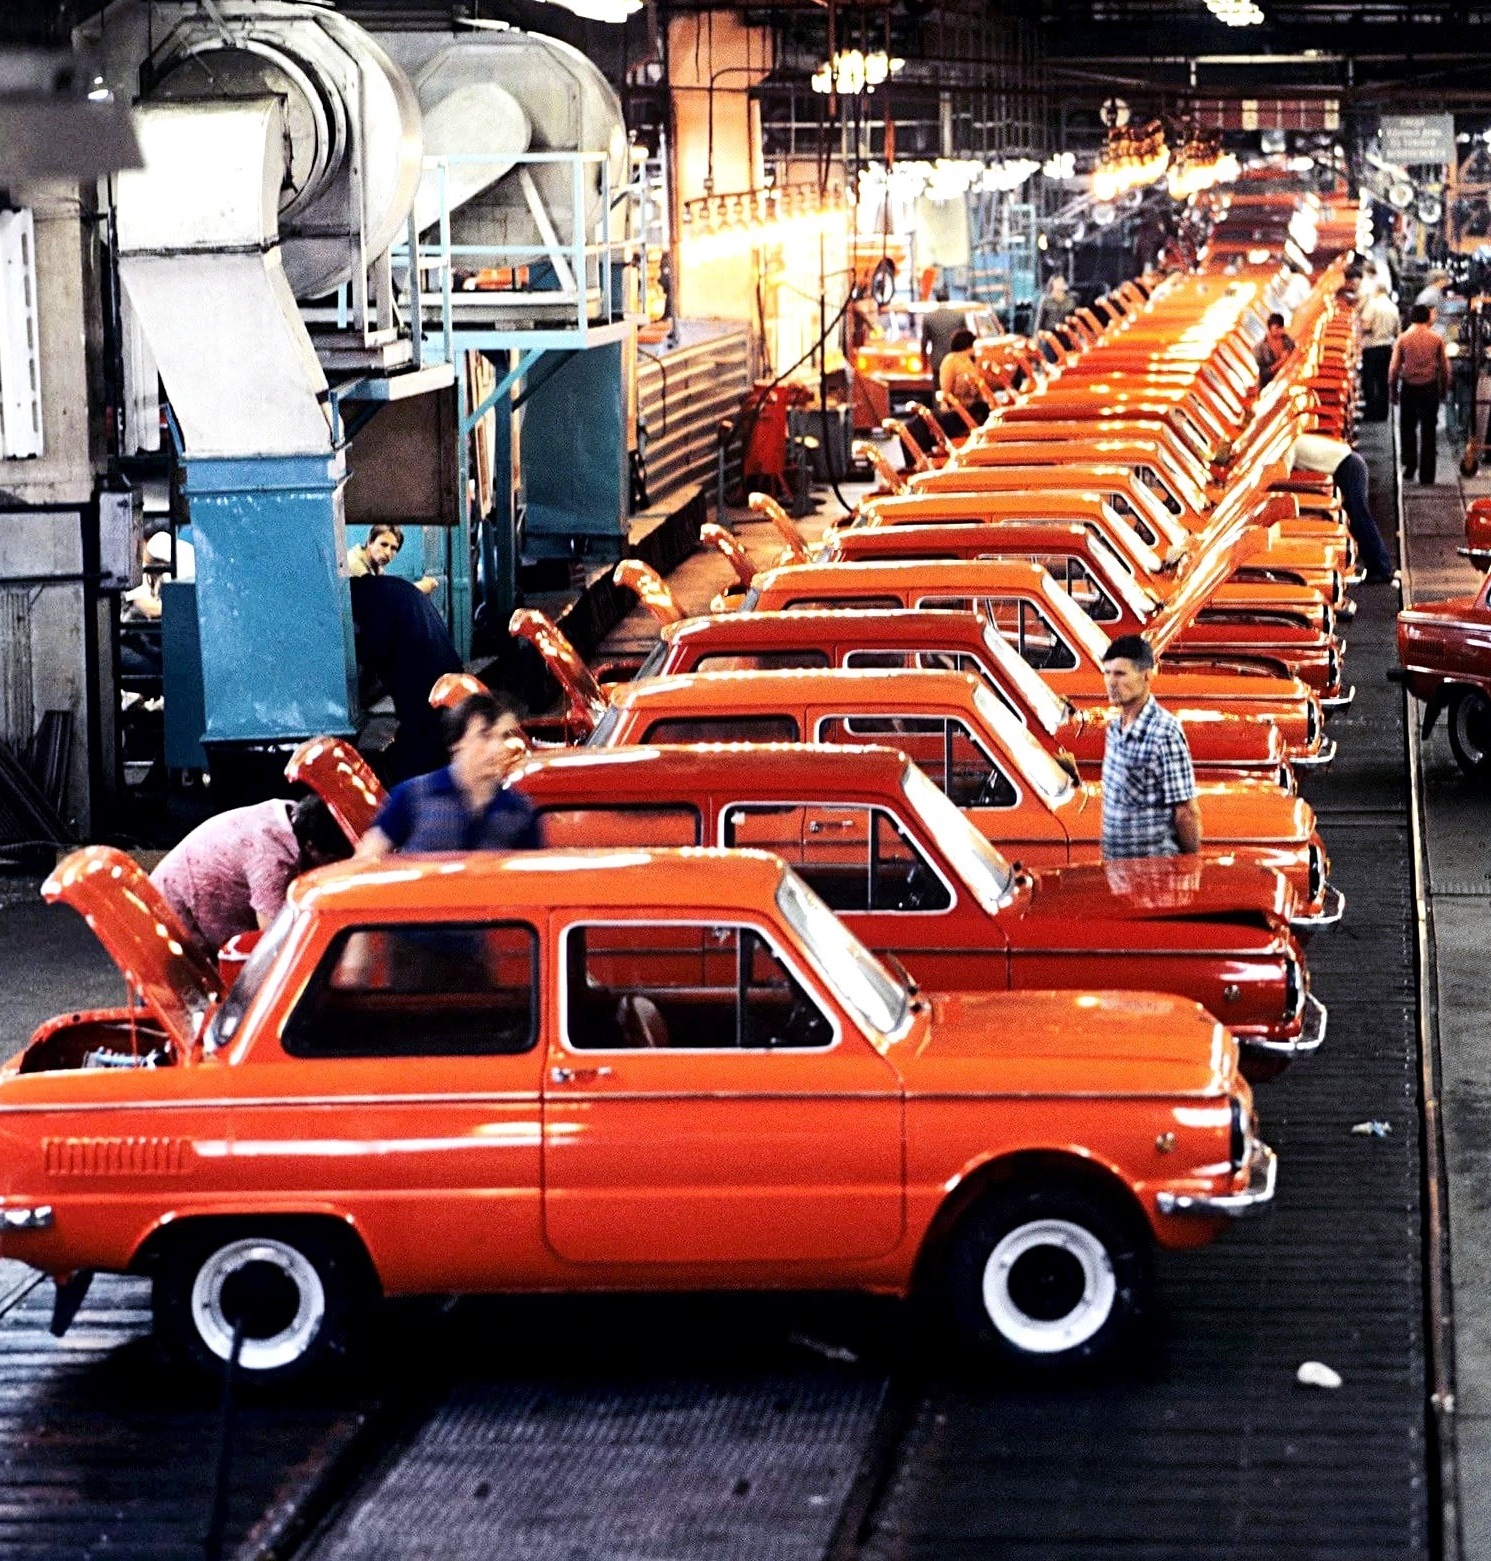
302,1373,886,1561
853,425,1431,1560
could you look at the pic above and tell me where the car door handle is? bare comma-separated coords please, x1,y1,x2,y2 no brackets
550,1066,613,1085
808,818,855,832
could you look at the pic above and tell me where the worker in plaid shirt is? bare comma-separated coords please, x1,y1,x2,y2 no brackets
1099,634,1202,859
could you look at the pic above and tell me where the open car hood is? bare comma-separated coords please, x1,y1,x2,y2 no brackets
42,847,224,1056
509,609,607,734
285,736,386,843
1027,857,1297,923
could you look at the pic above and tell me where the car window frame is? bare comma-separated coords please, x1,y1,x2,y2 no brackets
812,711,1023,811
716,798,959,917
556,917,843,1057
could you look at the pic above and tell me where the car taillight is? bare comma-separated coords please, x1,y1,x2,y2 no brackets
1283,955,1302,1020
1230,1096,1247,1170
1308,841,1323,901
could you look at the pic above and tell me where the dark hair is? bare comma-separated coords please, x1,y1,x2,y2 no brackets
290,795,354,863
440,689,523,750
935,285,950,302
368,524,404,548
1101,633,1155,671
949,329,976,353
1410,302,1432,324
1266,312,1286,329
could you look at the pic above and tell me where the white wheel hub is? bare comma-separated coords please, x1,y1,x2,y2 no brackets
981,1217,1116,1354
190,1237,326,1371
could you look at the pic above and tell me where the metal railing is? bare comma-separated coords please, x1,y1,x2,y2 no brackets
393,150,648,358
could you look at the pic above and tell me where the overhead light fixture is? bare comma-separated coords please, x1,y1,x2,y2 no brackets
811,50,904,96
1092,121,1169,202
1042,152,1077,180
1203,0,1266,25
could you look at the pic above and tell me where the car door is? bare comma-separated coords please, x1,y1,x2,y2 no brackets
541,915,903,1267
225,916,549,1294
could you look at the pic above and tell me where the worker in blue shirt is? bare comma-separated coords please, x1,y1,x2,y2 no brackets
356,690,541,858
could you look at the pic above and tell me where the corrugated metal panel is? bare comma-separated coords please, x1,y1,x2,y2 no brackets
0,589,32,751
638,330,752,504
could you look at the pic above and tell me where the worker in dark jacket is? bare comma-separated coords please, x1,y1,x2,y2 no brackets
349,573,463,784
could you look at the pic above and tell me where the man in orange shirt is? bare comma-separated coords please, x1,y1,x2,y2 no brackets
1389,303,1451,485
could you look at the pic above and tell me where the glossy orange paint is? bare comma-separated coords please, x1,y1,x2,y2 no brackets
593,667,1340,927
3,846,1269,1316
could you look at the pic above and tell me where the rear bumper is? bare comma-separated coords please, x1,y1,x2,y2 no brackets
1242,991,1328,1060
1156,1141,1278,1218
1290,883,1345,933
1290,736,1338,768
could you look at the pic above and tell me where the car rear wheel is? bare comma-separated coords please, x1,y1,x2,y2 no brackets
1448,688,1491,779
153,1225,361,1386
941,1183,1149,1373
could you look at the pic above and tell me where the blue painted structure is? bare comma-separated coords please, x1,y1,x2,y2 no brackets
180,453,356,743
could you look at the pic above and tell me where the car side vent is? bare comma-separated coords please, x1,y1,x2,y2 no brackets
44,1137,190,1177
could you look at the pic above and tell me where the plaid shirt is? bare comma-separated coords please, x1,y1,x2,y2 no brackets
1100,697,1197,859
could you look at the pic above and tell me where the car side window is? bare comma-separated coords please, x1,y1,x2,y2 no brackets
843,647,1021,717
979,597,1079,671
565,923,833,1051
782,595,902,612
640,715,799,743
722,803,951,913
817,715,1017,809
1027,555,1119,621
536,805,700,848
693,650,830,672
284,922,539,1057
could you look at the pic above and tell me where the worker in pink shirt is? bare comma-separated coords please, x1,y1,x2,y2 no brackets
151,795,351,957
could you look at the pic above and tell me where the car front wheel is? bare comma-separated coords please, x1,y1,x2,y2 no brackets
153,1225,362,1385
1448,688,1491,779
941,1183,1149,1373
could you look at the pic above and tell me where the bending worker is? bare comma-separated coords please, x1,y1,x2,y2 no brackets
1099,635,1201,860
151,795,352,957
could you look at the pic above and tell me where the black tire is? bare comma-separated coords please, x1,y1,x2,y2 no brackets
152,1223,364,1387
939,1182,1149,1374
1448,688,1491,779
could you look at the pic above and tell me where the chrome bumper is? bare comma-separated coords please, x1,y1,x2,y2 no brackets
1290,735,1337,768
1156,1142,1278,1218
1290,882,1345,934
1321,684,1356,710
1243,991,1328,1058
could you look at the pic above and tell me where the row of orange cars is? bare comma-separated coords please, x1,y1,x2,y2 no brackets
1,202,1365,1388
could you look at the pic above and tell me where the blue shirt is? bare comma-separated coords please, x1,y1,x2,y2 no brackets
1100,697,1197,859
373,767,541,853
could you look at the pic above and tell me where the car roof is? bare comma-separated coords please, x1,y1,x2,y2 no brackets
509,742,912,795
753,556,1057,592
663,607,988,648
291,846,791,918
607,666,985,714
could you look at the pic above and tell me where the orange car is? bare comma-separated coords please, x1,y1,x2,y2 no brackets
732,557,1348,702
591,666,1342,930
629,605,1333,765
286,736,1321,1073
10,845,1274,1383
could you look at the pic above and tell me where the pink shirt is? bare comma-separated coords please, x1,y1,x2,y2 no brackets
151,799,300,953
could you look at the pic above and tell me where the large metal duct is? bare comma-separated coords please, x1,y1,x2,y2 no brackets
76,1,422,301
375,29,627,271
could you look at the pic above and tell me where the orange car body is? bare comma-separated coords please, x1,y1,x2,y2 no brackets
592,666,1341,929
2,846,1273,1311
641,605,1331,761
738,557,1347,700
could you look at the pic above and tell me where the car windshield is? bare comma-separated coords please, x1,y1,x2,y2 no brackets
900,761,1015,911
201,902,297,1054
775,869,910,1045
634,640,669,680
972,615,1072,735
970,683,1077,805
